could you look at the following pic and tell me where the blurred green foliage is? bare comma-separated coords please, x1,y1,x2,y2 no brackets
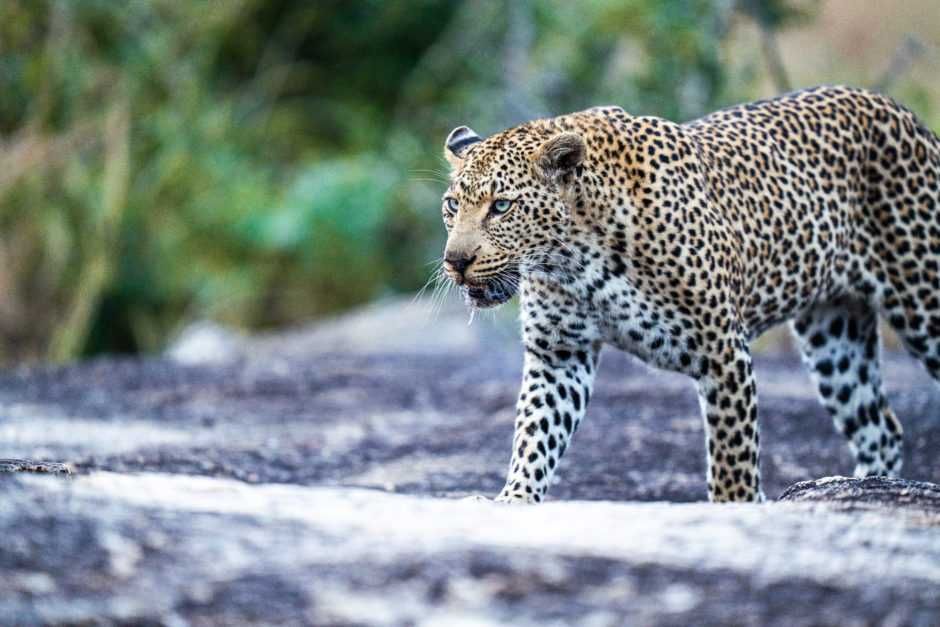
0,0,823,363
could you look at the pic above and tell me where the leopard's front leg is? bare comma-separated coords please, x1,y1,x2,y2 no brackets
695,337,764,502
496,344,599,503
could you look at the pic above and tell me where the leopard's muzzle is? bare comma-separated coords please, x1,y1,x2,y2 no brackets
460,268,519,309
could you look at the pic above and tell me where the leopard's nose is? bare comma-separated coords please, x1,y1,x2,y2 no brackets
444,253,475,276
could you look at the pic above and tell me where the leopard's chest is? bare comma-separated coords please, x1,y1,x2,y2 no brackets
521,260,690,371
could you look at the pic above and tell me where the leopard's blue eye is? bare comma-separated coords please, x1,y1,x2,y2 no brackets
444,198,459,214
491,199,513,214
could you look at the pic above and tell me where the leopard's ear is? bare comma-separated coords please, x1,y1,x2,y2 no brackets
534,132,586,186
445,126,482,169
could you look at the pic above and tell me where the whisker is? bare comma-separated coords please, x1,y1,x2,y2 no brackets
408,168,452,185
415,263,459,327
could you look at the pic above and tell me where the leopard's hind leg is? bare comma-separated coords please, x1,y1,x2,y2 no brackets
883,292,940,382
791,297,903,477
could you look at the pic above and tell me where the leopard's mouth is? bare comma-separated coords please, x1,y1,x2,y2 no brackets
461,269,519,309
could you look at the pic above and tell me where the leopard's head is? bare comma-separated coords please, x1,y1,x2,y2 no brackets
440,123,585,309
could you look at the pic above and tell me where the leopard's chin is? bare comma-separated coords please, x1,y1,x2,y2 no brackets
461,269,519,309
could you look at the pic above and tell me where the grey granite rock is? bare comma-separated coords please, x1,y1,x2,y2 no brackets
0,459,70,475
1,296,939,624
779,475,940,523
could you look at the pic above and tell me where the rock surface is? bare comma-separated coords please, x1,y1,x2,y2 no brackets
779,475,940,522
2,296,940,624
0,459,70,475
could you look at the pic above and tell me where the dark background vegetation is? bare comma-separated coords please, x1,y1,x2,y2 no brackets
0,0,938,365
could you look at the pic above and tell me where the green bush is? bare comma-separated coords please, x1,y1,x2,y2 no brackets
0,0,833,364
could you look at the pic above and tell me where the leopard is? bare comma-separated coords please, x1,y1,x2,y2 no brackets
439,85,940,503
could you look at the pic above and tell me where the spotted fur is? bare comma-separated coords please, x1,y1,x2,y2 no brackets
440,86,940,503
